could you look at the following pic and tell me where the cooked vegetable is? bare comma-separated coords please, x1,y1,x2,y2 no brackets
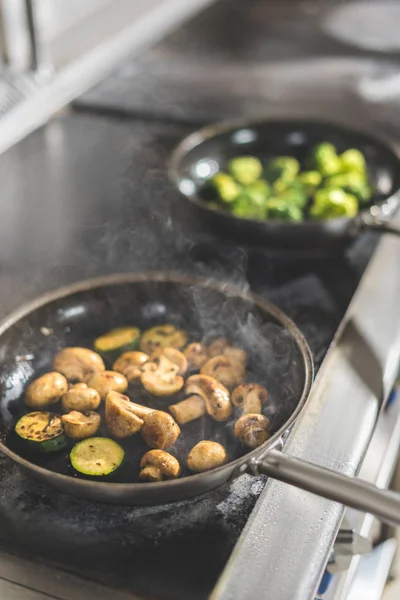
278,181,308,209
324,172,372,203
94,327,140,360
86,370,128,400
54,347,105,382
184,343,209,369
185,374,231,421
25,372,68,408
231,193,266,220
310,188,358,220
169,394,206,425
141,355,184,396
150,347,188,376
340,148,367,173
266,198,303,222
140,324,188,354
232,384,268,414
245,179,271,202
70,437,124,477
299,170,322,191
187,440,228,473
61,410,101,439
15,412,67,452
208,338,229,357
141,411,180,449
310,142,341,176
139,450,180,482
234,413,270,448
113,351,149,382
105,391,144,438
200,355,245,389
228,156,263,185
266,156,300,184
61,383,101,413
210,172,241,203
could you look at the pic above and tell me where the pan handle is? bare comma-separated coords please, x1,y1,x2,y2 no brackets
254,449,400,527
358,213,400,237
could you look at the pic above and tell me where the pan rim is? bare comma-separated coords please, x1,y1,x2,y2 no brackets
169,115,400,228
0,271,313,495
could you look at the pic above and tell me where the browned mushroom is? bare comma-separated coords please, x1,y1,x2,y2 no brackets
105,391,144,438
185,374,231,422
113,351,149,383
139,449,180,482
141,411,180,449
169,395,206,425
223,346,247,367
231,384,268,414
61,384,101,412
183,343,209,369
141,355,184,396
150,347,188,376
61,410,101,439
25,372,68,408
201,355,245,389
86,370,128,400
234,413,270,448
208,338,229,357
54,347,105,382
187,440,228,473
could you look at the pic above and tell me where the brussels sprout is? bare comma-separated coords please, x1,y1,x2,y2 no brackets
244,179,271,203
265,198,303,222
324,172,372,204
340,148,367,174
310,143,342,176
210,172,241,202
299,170,323,191
266,156,300,184
228,156,263,185
231,194,266,220
310,188,359,220
279,181,308,209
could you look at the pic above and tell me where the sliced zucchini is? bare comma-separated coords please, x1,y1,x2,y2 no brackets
140,324,188,354
94,327,140,361
15,412,67,453
70,437,124,477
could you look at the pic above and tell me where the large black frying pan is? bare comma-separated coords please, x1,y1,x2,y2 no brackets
1,273,400,525
169,118,400,253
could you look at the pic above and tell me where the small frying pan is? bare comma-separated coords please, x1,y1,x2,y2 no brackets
169,118,400,254
1,272,400,526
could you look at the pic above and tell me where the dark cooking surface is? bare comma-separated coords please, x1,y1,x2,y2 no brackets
0,110,379,599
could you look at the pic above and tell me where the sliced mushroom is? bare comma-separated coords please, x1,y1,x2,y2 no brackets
208,337,229,357
125,401,153,420
234,413,270,449
112,351,149,383
140,324,187,354
187,440,228,473
185,374,231,422
61,410,101,439
54,347,105,382
201,355,245,389
141,411,180,449
183,343,209,369
231,384,268,414
61,384,101,413
141,355,184,396
25,372,68,408
139,449,180,482
86,370,128,400
169,395,206,425
105,391,144,438
150,347,188,376
223,346,247,366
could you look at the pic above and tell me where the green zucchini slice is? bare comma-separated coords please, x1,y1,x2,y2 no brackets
94,327,140,360
15,412,67,453
70,437,125,477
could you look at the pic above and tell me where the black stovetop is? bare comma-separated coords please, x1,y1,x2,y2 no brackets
0,0,392,598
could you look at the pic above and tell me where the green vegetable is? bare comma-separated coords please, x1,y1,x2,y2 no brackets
70,437,125,477
279,181,308,209
310,188,359,220
340,149,367,174
299,170,322,191
231,193,266,220
310,143,342,176
265,198,303,221
15,412,67,453
324,172,372,204
210,172,241,203
244,179,271,203
94,327,140,361
266,156,300,185
228,156,263,185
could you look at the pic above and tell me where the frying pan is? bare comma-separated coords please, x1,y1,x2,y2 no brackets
169,118,400,253
1,272,400,526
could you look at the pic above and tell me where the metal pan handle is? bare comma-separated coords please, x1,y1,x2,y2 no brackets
254,449,400,526
358,213,400,237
